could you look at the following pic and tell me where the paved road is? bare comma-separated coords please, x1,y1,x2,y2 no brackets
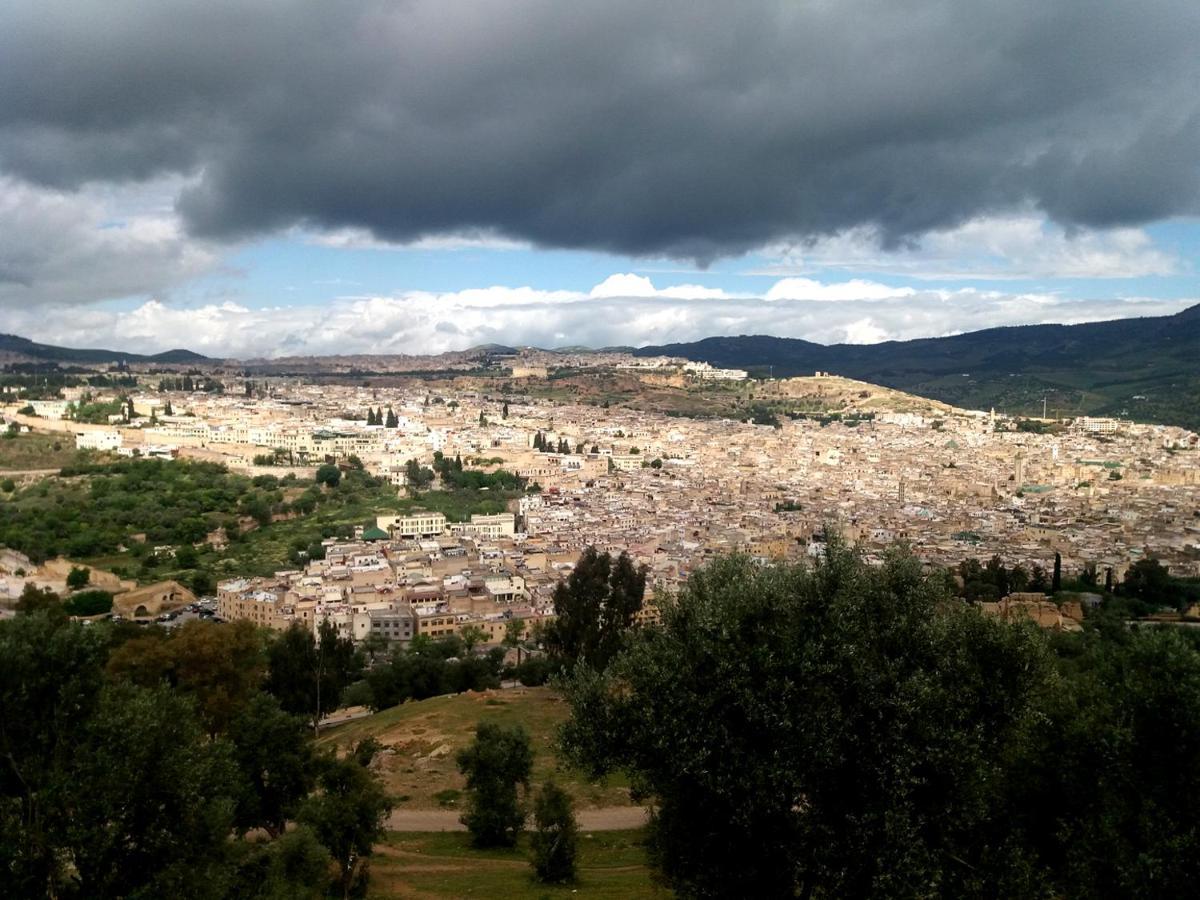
386,806,649,832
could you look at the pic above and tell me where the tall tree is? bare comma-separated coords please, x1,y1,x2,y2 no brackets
456,722,533,847
1052,551,1063,593
547,547,647,670
63,682,239,899
561,544,1053,898
228,692,317,837
0,612,107,893
298,744,392,900
264,622,361,733
385,407,398,428
529,780,578,884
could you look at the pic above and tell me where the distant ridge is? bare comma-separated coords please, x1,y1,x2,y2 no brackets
0,333,215,366
635,304,1200,430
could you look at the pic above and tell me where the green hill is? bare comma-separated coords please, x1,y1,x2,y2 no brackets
0,333,215,366
319,686,632,810
636,304,1200,429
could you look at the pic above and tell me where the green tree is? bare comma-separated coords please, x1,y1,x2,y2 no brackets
561,544,1053,898
1120,557,1175,606
265,621,361,733
63,589,113,616
502,401,509,419
546,547,647,670
316,463,342,488
1030,563,1049,593
502,617,527,661
298,744,392,900
176,543,200,569
385,407,398,428
460,624,488,653
107,619,266,736
228,692,318,837
14,582,63,617
529,780,578,884
228,826,332,900
456,722,534,847
0,612,107,893
1011,627,1200,896
62,682,239,899
66,565,90,590
1052,551,1063,593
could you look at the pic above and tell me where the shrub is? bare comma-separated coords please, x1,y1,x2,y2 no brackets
63,590,114,617
530,780,577,884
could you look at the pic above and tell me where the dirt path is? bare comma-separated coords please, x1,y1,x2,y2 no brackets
386,806,649,832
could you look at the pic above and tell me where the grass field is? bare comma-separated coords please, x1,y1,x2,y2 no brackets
320,687,632,810
0,432,91,471
369,829,668,898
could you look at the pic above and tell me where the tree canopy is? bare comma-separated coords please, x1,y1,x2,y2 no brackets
546,547,647,671
560,541,1200,898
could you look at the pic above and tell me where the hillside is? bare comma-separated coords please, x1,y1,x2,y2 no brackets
319,686,632,811
636,304,1200,429
0,333,214,366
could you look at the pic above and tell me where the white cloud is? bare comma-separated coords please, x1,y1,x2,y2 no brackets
756,214,1181,280
590,272,730,300
765,278,915,302
4,278,1193,359
0,176,219,306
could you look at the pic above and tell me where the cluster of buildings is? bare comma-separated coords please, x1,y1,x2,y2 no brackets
216,531,572,647
5,352,1199,644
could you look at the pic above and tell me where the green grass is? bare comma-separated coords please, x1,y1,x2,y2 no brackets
369,829,668,898
320,686,632,810
0,432,94,471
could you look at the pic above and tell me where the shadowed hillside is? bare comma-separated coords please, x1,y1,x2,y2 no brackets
636,305,1200,428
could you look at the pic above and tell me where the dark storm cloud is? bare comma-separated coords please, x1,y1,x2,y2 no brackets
3,0,1199,259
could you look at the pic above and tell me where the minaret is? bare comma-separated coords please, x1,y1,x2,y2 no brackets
898,476,906,505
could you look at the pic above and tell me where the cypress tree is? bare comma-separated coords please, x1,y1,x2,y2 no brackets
1052,552,1062,593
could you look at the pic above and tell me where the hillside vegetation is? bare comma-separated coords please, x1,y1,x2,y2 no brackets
637,304,1200,429
320,687,632,811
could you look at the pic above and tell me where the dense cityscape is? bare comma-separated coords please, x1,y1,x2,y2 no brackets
6,1,1200,896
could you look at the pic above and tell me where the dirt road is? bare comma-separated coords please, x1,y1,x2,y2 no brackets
386,806,649,832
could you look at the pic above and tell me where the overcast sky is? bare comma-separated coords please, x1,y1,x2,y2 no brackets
2,0,1199,357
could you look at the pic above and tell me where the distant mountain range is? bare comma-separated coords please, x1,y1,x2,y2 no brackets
4,304,1197,429
0,333,214,366
636,304,1200,430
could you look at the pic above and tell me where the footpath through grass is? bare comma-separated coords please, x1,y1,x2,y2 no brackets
369,829,668,898
321,686,632,810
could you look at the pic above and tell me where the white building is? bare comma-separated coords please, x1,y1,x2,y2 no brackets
449,512,516,540
75,429,123,451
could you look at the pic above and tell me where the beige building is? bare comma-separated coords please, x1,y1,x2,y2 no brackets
377,512,447,538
